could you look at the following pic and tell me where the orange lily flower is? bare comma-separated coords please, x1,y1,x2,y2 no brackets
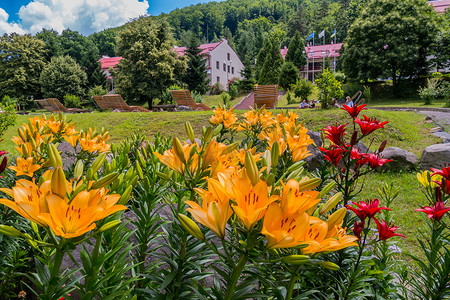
9,157,41,177
209,106,238,129
186,179,233,238
154,143,199,175
225,169,279,230
280,179,321,216
261,203,309,249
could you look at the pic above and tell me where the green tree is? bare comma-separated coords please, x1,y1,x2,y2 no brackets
89,29,117,57
183,35,210,94
40,55,88,101
35,29,63,61
258,35,285,85
0,33,47,105
285,31,306,69
315,68,343,109
278,62,299,90
115,17,186,109
341,0,439,90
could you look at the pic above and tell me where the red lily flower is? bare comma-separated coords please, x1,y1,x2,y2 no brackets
350,148,369,168
374,218,406,240
354,115,388,135
323,124,348,146
366,153,392,169
415,201,450,221
346,198,391,221
342,104,367,119
431,166,450,180
319,146,343,166
431,166,450,194
353,221,365,240
0,151,7,178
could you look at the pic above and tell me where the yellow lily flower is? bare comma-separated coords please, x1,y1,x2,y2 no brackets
9,157,41,177
186,179,233,238
225,169,279,230
261,203,309,249
280,179,321,216
417,170,441,188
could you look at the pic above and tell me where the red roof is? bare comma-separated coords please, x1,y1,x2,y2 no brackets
428,0,450,13
99,56,123,70
172,40,223,56
280,43,343,60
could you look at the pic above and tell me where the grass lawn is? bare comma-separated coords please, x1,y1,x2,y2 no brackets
1,108,442,259
202,91,248,108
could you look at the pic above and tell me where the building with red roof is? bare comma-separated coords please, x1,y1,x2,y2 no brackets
281,43,343,82
172,38,244,89
428,0,450,13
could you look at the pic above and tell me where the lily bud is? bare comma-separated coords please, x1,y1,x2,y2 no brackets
91,172,119,190
245,151,259,186
73,160,84,182
262,150,271,172
320,192,343,215
172,137,186,164
286,161,306,173
203,127,213,142
185,121,195,143
30,138,37,150
318,181,336,198
98,220,121,233
327,207,347,229
136,150,146,168
124,167,135,181
135,162,144,180
156,171,170,181
119,185,133,205
271,142,280,167
0,225,23,237
265,173,275,186
86,168,94,181
436,186,442,201
212,124,223,137
221,143,239,155
282,255,310,265
21,144,30,157
378,140,387,153
178,214,205,240
48,144,63,169
298,178,322,192
18,128,27,142
350,130,358,146
91,153,106,174
320,261,340,271
51,167,67,198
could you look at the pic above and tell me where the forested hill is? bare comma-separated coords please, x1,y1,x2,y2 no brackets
153,0,367,45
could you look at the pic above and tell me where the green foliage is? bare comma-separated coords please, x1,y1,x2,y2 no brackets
40,55,88,100
183,35,210,94
440,81,450,108
211,82,225,95
0,33,47,106
286,91,295,104
285,31,306,69
278,62,299,90
115,17,186,109
419,79,440,105
315,68,344,109
341,0,440,89
89,30,117,57
228,84,238,100
235,17,273,66
63,95,81,108
0,97,17,138
334,71,347,84
363,85,372,104
191,91,204,103
88,85,108,97
291,78,314,102
221,92,231,105
236,65,256,92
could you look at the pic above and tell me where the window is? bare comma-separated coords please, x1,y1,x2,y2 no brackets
217,76,220,83
227,65,230,73
223,63,226,71
231,67,234,74
227,53,230,60
216,61,219,69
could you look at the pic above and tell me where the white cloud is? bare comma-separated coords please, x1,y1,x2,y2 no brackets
0,8,26,35
0,0,149,36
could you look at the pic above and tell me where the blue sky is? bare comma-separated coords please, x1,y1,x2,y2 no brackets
0,0,222,35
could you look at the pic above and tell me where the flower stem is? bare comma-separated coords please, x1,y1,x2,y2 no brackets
224,254,248,299
285,273,299,300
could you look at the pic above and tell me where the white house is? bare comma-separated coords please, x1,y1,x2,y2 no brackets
173,38,244,90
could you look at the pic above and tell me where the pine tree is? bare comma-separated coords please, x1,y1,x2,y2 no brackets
183,35,210,95
258,37,284,85
285,31,307,69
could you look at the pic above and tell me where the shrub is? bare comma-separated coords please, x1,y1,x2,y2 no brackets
220,92,230,105
286,91,295,104
211,82,224,95
0,96,16,138
278,62,299,90
88,85,107,97
315,68,344,109
191,91,204,103
228,84,238,100
440,81,450,107
342,82,363,99
63,95,81,108
334,71,347,83
291,78,314,101
418,78,439,105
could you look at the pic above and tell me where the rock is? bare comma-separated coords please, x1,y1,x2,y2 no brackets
354,141,370,154
307,130,322,147
425,115,432,121
176,105,192,111
433,132,450,143
377,147,418,171
419,143,450,170
430,127,442,133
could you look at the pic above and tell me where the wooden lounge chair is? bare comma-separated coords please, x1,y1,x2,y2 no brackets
35,98,92,113
169,90,211,111
254,85,278,109
92,94,149,112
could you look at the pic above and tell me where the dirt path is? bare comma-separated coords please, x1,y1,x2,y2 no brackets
234,91,284,110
